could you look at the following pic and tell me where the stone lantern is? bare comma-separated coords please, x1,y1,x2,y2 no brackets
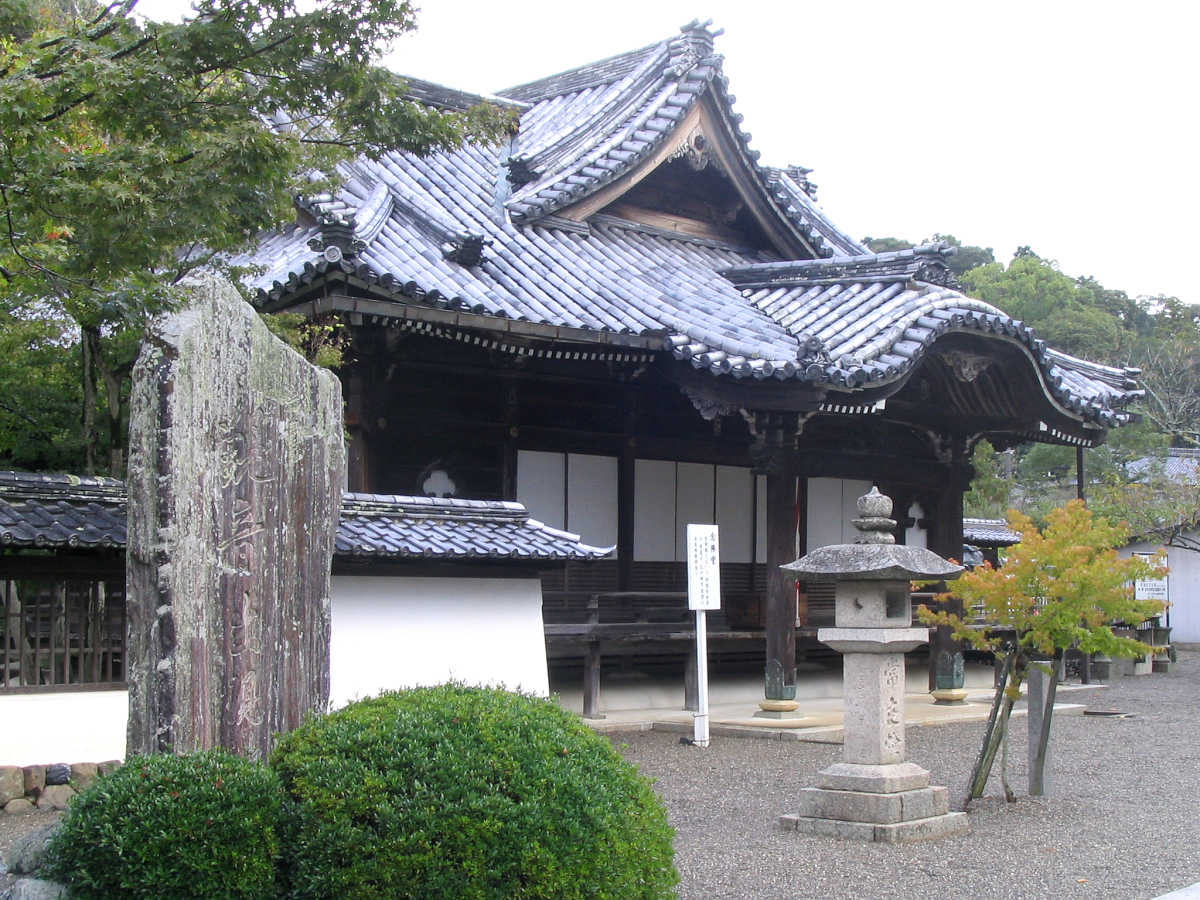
778,487,968,842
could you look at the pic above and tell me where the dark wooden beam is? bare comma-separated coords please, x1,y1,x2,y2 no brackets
501,382,519,500
617,392,637,591
926,443,969,691
764,451,798,693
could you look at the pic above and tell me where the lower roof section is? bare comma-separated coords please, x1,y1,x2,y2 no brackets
0,472,611,563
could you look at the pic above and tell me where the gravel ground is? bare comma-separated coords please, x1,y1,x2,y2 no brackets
0,808,60,894
3,651,1197,899
614,647,1200,900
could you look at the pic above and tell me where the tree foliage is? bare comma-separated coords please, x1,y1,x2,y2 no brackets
921,502,1165,659
0,0,513,473
919,502,1166,803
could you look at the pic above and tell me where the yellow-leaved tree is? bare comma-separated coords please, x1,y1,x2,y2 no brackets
918,500,1166,805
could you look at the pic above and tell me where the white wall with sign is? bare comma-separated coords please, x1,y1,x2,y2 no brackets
1124,540,1198,641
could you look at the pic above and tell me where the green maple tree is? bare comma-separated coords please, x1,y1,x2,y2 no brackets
0,0,514,473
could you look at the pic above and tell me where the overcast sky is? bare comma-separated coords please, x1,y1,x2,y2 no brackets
138,0,1199,301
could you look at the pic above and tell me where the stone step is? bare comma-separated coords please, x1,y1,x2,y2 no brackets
794,784,949,825
780,810,968,844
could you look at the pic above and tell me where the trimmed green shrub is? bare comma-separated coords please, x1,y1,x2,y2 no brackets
45,749,282,899
272,684,678,899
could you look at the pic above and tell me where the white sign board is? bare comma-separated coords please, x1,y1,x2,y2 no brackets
1134,551,1169,603
686,524,721,610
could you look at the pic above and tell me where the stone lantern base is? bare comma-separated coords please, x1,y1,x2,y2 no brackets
779,762,967,843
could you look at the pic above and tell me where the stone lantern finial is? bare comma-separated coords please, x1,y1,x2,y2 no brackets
852,486,895,545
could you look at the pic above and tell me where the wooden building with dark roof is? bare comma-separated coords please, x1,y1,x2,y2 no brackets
231,21,1140,700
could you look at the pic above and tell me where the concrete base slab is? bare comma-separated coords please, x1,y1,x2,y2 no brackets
931,688,969,704
817,761,931,793
780,811,968,843
754,708,803,720
796,785,948,824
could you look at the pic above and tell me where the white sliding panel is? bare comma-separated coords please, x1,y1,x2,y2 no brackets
516,450,565,530
675,462,715,561
634,459,676,561
755,474,767,564
806,477,844,552
840,480,873,542
567,453,618,550
715,465,754,563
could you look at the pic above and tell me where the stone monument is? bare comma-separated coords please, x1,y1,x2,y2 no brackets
778,487,968,842
126,276,345,759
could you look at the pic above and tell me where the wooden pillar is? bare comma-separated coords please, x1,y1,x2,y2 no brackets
927,452,968,691
617,390,637,591
501,382,519,500
583,595,604,718
1076,445,1086,503
764,453,798,694
583,643,603,719
344,373,370,492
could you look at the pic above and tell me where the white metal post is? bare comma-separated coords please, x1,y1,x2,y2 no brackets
686,523,719,749
694,607,710,747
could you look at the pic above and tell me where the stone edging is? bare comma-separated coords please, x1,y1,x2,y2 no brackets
0,763,121,814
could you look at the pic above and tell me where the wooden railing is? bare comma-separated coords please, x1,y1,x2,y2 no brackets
1,578,126,692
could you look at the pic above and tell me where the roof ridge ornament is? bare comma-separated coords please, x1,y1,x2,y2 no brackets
441,232,491,267
782,164,819,200
298,195,366,262
670,19,724,77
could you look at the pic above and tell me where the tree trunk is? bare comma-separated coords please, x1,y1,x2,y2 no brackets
966,650,1017,805
81,325,99,474
80,324,130,476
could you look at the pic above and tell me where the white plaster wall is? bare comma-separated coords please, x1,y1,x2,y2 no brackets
634,460,756,562
634,459,676,561
516,450,565,530
329,575,550,708
1124,539,1200,643
674,462,715,560
716,465,754,563
905,502,928,549
566,453,618,549
0,690,128,767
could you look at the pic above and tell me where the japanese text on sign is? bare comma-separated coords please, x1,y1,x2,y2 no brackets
687,524,721,611
1134,552,1168,602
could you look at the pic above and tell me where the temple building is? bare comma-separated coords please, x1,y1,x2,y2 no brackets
2,22,1142,718
237,21,1139,699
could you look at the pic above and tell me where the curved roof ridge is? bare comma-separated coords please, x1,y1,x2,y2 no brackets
510,43,671,170
724,243,958,289
765,168,869,258
504,55,722,222
497,40,667,103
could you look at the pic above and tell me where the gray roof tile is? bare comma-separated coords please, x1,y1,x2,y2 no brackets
0,473,608,562
963,518,1021,547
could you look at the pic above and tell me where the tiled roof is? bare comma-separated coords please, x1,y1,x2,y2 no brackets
337,494,611,560
234,22,1140,428
0,471,126,550
963,518,1021,547
1126,449,1200,482
0,472,609,563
